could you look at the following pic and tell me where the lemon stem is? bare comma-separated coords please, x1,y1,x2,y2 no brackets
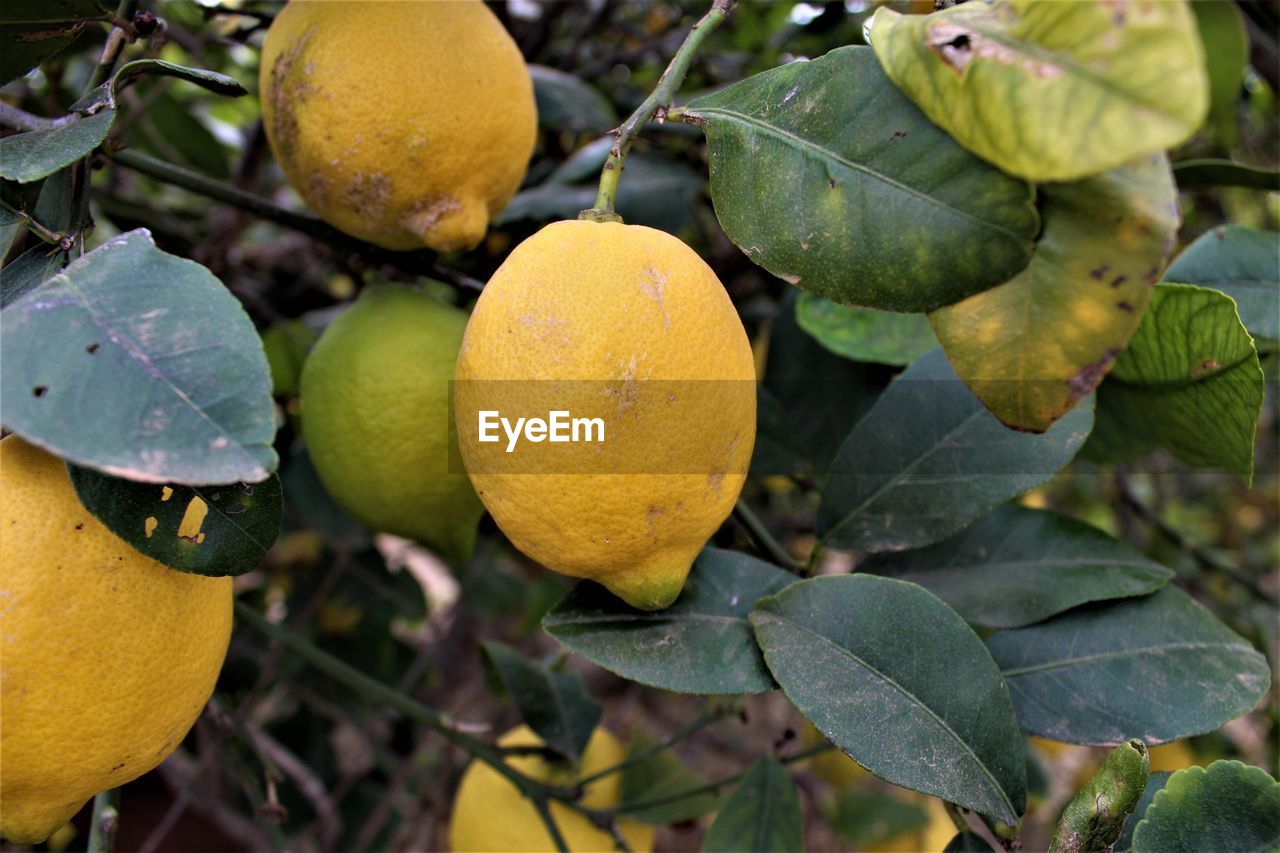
87,789,120,853
582,0,735,220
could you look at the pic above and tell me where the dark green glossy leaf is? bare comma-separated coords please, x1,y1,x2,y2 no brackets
796,292,937,366
989,587,1272,745
0,109,116,183
754,290,886,480
617,734,724,824
869,1,1208,181
542,547,793,695
0,0,107,86
530,65,618,132
1173,159,1280,192
131,91,232,180
1164,225,1279,341
1114,772,1172,852
702,758,803,853
858,504,1174,629
1085,285,1264,480
112,59,248,98
819,349,1093,552
1,242,65,308
1050,740,1149,853
1132,761,1280,853
480,641,601,764
930,155,1179,432
685,45,1037,312
68,466,281,576
0,229,278,484
751,575,1026,824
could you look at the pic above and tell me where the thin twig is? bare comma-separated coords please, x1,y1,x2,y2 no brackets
1114,470,1276,603
584,0,734,216
734,498,803,573
576,702,734,787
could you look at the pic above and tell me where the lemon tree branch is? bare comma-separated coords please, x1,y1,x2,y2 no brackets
734,498,803,573
584,0,734,218
234,602,603,852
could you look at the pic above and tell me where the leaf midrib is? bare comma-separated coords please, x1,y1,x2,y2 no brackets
757,610,1017,821
999,640,1255,677
686,105,1029,245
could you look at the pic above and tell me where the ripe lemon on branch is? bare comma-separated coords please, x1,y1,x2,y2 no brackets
449,725,654,852
454,219,756,610
300,286,484,561
0,437,232,845
259,0,536,252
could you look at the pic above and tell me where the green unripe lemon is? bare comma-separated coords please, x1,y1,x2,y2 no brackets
300,286,483,560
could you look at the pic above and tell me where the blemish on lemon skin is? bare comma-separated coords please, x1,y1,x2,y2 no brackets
177,497,209,544
144,517,158,539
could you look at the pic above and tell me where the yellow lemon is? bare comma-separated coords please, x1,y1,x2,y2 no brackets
454,219,756,610
300,285,484,561
259,0,536,252
863,796,958,853
0,437,232,844
449,725,654,852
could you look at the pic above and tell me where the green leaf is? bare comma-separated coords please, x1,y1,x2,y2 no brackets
795,292,937,366
68,466,282,576
869,0,1208,181
684,45,1037,312
1172,159,1280,192
1164,225,1279,341
819,349,1093,552
858,504,1174,629
1,242,66,308
1132,761,1280,853
1114,772,1173,852
1190,0,1248,147
1085,284,1264,480
542,547,793,695
929,155,1179,432
480,641,602,764
701,758,804,853
1050,740,1150,853
755,290,886,480
0,109,116,184
618,734,724,824
750,575,1027,824
0,0,107,86
825,789,930,846
0,229,278,484
112,59,248,98
988,587,1272,745
530,65,618,133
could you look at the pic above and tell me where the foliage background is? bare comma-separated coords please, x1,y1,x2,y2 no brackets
1,0,1277,851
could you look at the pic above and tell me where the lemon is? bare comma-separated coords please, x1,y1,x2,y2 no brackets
259,0,536,252
454,219,757,610
0,437,232,844
800,723,869,789
449,725,654,852
300,285,484,561
1147,741,1197,773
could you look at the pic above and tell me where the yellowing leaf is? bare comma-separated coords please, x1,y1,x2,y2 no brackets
869,0,1208,181
930,155,1178,432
